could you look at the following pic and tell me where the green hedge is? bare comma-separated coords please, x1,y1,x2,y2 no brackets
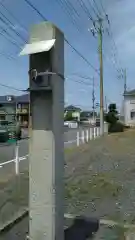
108,122,125,133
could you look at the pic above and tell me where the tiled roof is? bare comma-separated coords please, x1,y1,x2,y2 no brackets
0,94,29,103
124,89,135,96
64,105,81,111
0,95,15,103
16,94,29,103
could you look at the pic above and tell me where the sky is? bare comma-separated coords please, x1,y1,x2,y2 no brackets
0,0,135,111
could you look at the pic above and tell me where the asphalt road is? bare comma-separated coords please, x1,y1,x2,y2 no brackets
0,216,29,240
0,125,95,239
0,215,74,240
0,127,92,164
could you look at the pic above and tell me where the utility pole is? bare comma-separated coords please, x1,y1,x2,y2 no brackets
20,22,64,240
92,77,95,121
98,19,104,135
91,17,104,134
124,68,127,93
123,68,127,124
105,96,107,113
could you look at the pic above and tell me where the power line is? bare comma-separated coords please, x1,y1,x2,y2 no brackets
0,14,27,43
0,51,17,61
68,73,94,81
55,0,81,32
0,1,28,33
97,1,123,72
0,29,21,49
87,0,99,18
66,77,92,86
0,82,25,92
92,0,102,17
99,0,107,16
65,39,99,74
23,0,99,75
0,27,21,49
57,0,99,44
67,0,81,19
24,0,47,20
77,0,94,22
107,20,124,75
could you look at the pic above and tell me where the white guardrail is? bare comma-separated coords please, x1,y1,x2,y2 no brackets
0,124,108,175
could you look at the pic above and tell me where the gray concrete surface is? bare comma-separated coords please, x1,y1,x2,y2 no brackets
0,216,29,240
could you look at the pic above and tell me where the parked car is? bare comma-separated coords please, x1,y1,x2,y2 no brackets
64,121,78,128
0,120,21,142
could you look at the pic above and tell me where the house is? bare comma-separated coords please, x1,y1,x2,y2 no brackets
80,111,97,124
124,89,135,126
64,105,81,113
64,105,81,121
0,95,16,122
0,94,29,125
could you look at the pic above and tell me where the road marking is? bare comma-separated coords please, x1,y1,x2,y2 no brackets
0,136,84,168
0,154,28,168
0,137,84,168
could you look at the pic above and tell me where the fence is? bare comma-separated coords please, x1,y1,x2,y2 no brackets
0,124,108,176
76,127,100,147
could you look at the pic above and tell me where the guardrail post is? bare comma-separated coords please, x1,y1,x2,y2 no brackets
104,122,108,134
86,129,89,142
94,127,96,139
97,127,100,137
15,141,19,175
90,128,93,140
82,130,85,144
77,131,80,146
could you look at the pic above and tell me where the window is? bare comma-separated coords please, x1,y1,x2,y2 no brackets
0,120,8,125
130,111,135,120
0,115,5,121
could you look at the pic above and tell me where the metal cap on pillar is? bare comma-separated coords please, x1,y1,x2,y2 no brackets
20,22,64,240
20,22,56,55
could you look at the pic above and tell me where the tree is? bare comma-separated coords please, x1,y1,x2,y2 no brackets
64,111,74,121
105,103,118,124
105,103,124,133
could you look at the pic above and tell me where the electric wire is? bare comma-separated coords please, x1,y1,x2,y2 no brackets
55,0,81,32
0,14,27,42
23,0,99,75
0,1,28,33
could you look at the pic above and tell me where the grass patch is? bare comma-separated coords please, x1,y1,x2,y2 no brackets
102,225,125,240
65,172,123,203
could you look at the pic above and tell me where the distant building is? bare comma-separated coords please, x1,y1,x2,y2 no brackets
124,89,135,126
64,105,81,112
0,94,29,126
80,111,97,123
64,105,81,121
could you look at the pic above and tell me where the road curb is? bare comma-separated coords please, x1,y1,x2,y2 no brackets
1,207,135,234
0,208,28,233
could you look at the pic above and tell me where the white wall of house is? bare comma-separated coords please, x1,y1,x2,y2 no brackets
124,95,135,126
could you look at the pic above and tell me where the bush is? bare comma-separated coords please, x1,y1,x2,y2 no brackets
64,112,74,121
108,122,125,133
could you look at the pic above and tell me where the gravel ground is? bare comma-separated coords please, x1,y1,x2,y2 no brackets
65,130,135,238
65,131,135,220
1,130,135,238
